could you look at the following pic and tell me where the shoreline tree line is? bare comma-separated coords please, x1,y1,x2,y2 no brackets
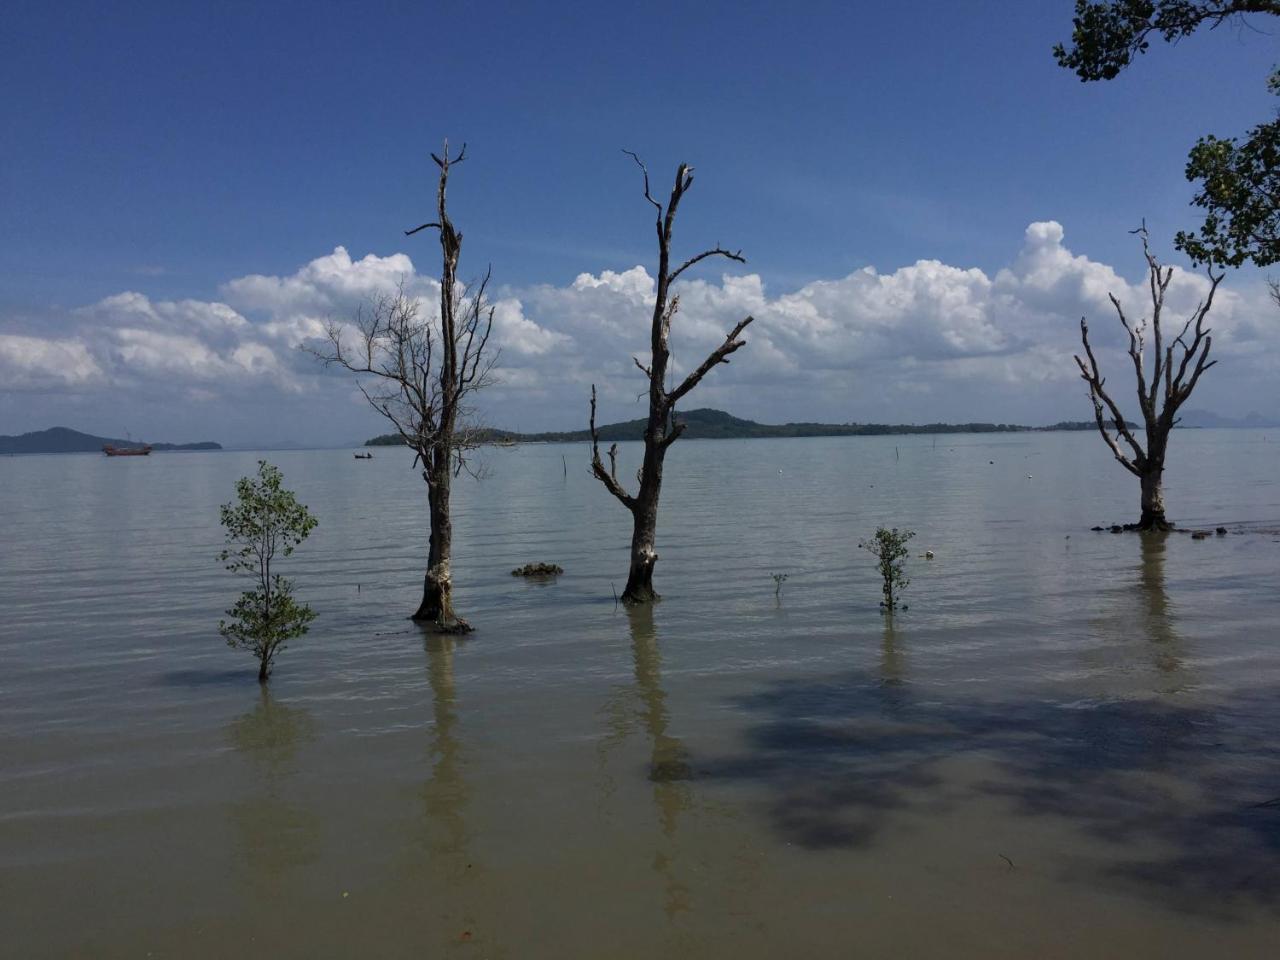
365,415,1135,446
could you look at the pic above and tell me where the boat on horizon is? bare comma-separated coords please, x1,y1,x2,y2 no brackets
103,444,152,457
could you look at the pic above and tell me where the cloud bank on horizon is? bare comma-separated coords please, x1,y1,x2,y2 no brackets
0,222,1272,444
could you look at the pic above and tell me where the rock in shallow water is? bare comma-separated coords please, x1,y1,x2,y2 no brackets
511,562,564,577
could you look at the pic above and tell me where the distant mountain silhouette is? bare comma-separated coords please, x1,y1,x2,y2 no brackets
367,408,1118,446
1177,409,1280,429
0,427,222,455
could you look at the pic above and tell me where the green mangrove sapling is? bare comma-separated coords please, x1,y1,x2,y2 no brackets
859,527,915,611
218,460,318,682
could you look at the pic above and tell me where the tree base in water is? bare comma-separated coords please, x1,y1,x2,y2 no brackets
621,549,659,605
410,611,474,634
621,577,660,605
1093,521,1176,533
411,591,473,633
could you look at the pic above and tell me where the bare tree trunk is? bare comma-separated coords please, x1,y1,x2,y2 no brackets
414,449,469,631
624,473,662,603
1139,467,1168,531
1139,430,1169,531
590,154,752,604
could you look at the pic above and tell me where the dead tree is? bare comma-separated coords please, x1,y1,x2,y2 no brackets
1074,225,1222,530
310,142,495,630
590,152,753,603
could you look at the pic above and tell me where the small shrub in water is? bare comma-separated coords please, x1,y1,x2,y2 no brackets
859,527,915,611
218,461,317,682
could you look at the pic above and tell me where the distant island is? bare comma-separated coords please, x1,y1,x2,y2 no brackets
1176,409,1280,429
0,427,222,455
366,409,1138,446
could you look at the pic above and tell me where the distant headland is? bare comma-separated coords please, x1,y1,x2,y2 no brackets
366,408,1135,446
0,427,222,455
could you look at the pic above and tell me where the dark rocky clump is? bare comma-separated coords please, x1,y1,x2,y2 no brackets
1094,522,1182,534
511,562,564,578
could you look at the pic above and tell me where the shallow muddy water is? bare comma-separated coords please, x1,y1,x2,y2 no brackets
2,431,1279,957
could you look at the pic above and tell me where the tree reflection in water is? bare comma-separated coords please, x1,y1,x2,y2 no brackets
420,633,469,863
879,614,908,691
595,607,696,922
1082,532,1191,698
226,689,320,881
408,632,484,942
1138,533,1185,680
627,606,694,920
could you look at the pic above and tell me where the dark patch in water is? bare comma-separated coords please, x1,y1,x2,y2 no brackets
156,668,253,688
700,671,1280,917
649,759,694,783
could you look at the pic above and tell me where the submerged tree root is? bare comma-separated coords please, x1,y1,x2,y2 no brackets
410,615,474,634
1090,522,1235,537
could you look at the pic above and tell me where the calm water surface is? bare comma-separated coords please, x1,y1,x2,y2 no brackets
2,432,1279,958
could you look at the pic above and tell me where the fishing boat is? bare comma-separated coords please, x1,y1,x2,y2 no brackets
354,452,374,460
103,444,152,457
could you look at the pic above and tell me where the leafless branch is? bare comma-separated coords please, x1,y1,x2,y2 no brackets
589,384,635,509
431,140,466,168
667,315,754,406
669,246,746,284
658,403,688,449
1168,271,1222,404
307,141,497,483
1075,318,1143,476
622,149,662,218
1107,293,1152,421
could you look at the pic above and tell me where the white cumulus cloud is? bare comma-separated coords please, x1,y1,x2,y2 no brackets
0,222,1274,440
0,334,105,391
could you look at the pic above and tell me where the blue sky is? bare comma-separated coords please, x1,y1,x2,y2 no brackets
2,1,1277,443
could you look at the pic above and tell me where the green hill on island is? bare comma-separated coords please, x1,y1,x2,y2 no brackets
0,427,222,455
366,408,1118,446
